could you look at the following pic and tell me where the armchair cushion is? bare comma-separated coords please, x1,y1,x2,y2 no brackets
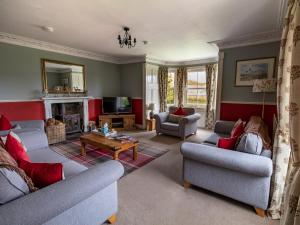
168,114,184,124
217,136,238,150
161,122,179,131
173,106,187,116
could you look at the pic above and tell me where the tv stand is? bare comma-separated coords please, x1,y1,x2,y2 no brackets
99,114,135,131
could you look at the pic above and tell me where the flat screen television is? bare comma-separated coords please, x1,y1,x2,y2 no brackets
102,97,132,114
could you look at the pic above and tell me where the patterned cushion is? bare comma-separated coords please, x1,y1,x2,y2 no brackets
236,133,263,155
0,147,37,204
168,114,184,124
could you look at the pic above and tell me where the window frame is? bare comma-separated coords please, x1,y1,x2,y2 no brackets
185,66,207,109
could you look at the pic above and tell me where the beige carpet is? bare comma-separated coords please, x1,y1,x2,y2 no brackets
108,129,279,225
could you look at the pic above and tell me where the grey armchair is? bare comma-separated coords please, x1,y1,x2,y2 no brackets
154,106,201,139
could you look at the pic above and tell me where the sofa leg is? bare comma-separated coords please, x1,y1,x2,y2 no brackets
107,214,116,224
183,180,191,189
254,207,265,217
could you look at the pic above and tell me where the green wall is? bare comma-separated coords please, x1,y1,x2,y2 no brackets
222,42,280,103
120,62,144,98
0,42,121,100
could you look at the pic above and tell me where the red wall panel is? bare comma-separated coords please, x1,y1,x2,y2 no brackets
88,98,102,123
220,102,277,136
0,101,45,121
132,98,143,125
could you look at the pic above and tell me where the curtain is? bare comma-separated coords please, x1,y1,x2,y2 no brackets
268,0,296,219
279,1,300,224
205,64,217,129
158,66,168,112
176,67,187,107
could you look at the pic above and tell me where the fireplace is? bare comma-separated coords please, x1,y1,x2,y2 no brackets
51,102,83,133
42,96,90,132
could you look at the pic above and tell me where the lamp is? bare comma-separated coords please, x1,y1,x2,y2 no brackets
117,27,137,48
252,79,277,119
147,103,155,119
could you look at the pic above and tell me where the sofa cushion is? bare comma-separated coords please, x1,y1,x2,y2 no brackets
62,160,87,178
161,122,179,131
16,131,49,151
27,147,69,163
236,133,263,155
19,159,63,188
0,115,12,131
218,136,238,150
231,119,245,137
5,132,30,164
204,133,229,145
168,114,184,124
0,168,30,204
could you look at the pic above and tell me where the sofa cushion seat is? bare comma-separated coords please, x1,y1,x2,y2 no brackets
161,122,179,131
204,133,229,145
62,160,87,178
27,147,68,163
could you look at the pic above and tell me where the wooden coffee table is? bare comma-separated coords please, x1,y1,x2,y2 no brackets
79,133,139,161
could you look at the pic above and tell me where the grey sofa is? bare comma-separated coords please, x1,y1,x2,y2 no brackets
0,120,124,225
0,119,45,136
180,120,273,217
154,106,201,139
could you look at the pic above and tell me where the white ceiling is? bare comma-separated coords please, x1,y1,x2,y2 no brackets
0,0,285,62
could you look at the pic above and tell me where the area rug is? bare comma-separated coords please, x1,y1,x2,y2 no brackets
51,138,170,176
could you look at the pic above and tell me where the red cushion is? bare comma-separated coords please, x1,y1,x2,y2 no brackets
231,119,245,138
218,136,238,150
5,132,30,164
174,107,187,116
0,115,12,131
19,160,63,188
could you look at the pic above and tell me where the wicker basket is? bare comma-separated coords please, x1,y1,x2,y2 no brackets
46,123,66,144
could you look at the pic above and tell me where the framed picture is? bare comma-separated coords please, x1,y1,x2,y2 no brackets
235,57,276,86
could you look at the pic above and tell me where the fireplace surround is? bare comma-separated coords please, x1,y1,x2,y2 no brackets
42,96,91,132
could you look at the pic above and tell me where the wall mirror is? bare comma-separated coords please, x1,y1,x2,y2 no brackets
41,59,86,93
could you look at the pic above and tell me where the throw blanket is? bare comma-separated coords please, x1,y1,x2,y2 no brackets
244,116,271,149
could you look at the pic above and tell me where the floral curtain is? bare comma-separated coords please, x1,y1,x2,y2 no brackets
205,64,217,129
279,1,300,224
158,66,168,112
176,67,187,107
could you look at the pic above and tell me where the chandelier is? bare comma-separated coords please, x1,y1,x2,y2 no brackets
117,27,136,48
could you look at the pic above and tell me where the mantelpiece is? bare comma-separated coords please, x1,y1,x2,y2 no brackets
42,96,92,132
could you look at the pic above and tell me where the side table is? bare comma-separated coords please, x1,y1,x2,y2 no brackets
146,119,156,131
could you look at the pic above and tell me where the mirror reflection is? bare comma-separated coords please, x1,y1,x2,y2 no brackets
42,60,86,93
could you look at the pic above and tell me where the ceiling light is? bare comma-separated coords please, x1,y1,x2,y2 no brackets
117,27,136,48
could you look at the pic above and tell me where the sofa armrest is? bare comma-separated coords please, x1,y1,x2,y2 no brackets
213,120,235,135
0,161,124,225
154,112,169,123
181,142,272,177
12,120,45,131
181,113,201,124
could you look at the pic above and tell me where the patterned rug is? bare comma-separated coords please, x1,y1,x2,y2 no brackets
51,138,170,176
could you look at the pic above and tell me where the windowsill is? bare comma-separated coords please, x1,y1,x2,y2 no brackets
184,105,206,110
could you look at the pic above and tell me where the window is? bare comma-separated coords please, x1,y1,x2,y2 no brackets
145,64,159,114
167,71,175,105
186,68,207,107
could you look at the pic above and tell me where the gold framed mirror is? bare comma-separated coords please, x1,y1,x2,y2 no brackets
41,59,86,93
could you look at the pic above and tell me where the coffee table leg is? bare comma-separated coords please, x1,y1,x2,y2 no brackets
81,142,86,156
133,145,138,160
113,152,119,160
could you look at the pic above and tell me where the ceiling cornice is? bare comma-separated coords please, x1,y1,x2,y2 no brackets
0,32,123,64
145,56,218,66
212,30,281,50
